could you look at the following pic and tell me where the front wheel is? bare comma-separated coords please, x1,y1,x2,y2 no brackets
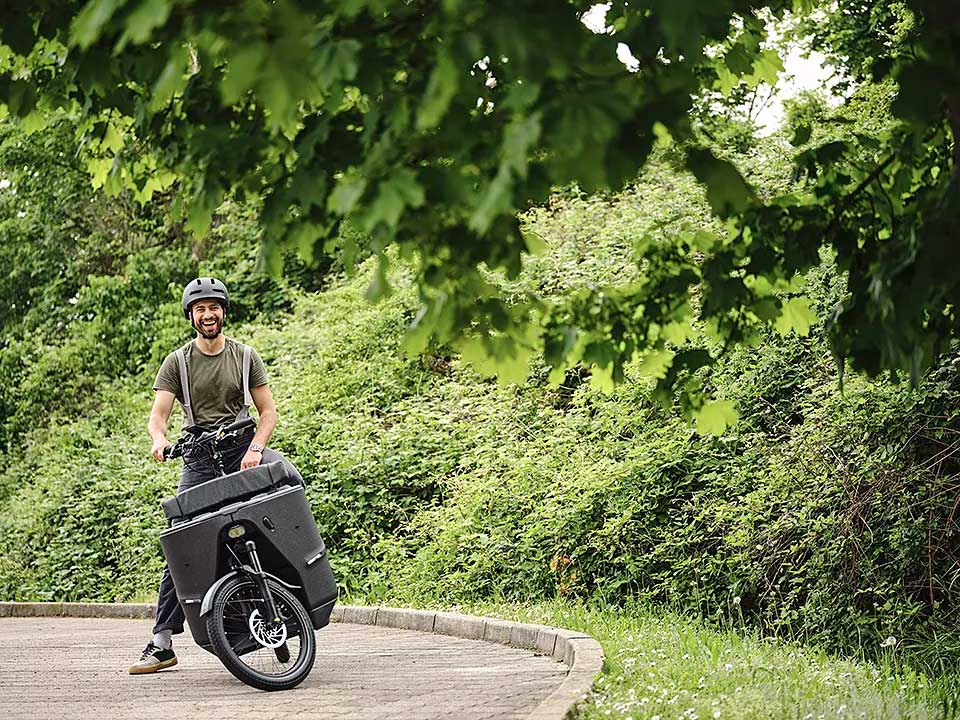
205,575,316,691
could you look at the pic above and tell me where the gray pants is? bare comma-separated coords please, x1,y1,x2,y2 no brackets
152,436,302,636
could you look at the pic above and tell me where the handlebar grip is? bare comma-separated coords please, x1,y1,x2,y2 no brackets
163,443,183,460
222,416,257,434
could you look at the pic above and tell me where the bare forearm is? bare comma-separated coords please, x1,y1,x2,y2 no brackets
147,412,168,442
253,410,276,448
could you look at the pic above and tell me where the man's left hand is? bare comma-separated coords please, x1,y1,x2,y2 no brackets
241,449,263,470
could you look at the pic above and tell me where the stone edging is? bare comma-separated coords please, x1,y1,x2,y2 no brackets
0,602,603,720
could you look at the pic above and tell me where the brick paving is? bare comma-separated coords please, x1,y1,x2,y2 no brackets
0,617,568,720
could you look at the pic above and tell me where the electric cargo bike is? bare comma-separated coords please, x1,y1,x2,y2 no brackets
159,416,337,691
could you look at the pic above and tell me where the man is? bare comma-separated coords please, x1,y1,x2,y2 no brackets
129,277,302,674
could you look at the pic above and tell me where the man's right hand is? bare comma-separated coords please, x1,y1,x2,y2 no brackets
151,437,171,462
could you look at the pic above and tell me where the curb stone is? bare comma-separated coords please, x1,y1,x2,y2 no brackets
0,601,603,719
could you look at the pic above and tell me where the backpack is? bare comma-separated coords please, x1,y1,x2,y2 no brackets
174,342,253,428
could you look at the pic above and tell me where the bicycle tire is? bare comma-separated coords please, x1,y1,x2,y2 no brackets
206,575,316,691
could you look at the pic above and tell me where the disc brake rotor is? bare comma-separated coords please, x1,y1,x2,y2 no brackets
247,608,288,649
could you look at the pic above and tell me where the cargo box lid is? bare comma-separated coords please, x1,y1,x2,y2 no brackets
162,462,296,522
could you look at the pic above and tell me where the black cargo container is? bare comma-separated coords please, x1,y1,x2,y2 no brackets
159,463,337,652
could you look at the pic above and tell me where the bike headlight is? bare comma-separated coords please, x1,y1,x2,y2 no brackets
228,525,246,539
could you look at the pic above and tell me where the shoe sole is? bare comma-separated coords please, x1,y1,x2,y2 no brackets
128,657,178,675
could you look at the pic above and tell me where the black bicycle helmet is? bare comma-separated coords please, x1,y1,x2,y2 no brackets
182,277,229,318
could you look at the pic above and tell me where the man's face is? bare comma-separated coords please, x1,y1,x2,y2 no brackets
190,300,224,339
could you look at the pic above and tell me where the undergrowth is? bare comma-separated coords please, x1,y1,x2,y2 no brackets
0,150,958,695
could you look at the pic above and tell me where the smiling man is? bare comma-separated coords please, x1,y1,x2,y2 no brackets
130,276,302,674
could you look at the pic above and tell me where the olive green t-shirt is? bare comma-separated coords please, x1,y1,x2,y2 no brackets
154,336,268,428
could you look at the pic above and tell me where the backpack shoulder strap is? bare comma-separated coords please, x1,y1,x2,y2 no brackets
174,346,196,428
241,343,253,407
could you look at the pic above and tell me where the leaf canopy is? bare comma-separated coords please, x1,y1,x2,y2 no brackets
0,0,958,433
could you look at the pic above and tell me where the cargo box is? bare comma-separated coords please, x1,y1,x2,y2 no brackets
159,464,337,652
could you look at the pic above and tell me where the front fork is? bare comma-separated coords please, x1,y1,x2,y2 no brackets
244,540,282,625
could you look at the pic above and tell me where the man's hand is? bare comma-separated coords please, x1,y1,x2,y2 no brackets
241,449,263,470
151,436,171,462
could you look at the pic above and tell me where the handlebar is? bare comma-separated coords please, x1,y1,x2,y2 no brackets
222,416,257,434
163,443,183,461
162,416,257,461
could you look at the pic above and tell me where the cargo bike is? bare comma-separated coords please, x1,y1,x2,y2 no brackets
159,416,337,691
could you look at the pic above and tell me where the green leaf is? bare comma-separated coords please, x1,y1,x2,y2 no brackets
714,65,739,94
287,222,325,264
116,0,171,50
19,109,47,134
521,228,546,255
502,113,541,179
186,185,223,239
6,80,36,118
552,102,617,158
365,253,392,302
694,399,739,436
401,303,437,356
221,44,266,106
636,348,674,380
775,296,816,336
151,45,190,109
327,171,367,215
685,148,755,217
655,0,718,58
791,124,812,146
258,57,298,132
316,40,361,91
416,50,459,130
748,49,783,87
468,167,512,236
358,169,425,233
724,44,754,76
588,363,616,393
261,237,285,279
87,156,113,190
457,333,532,386
814,140,848,166
102,122,124,153
501,81,541,112
71,0,124,49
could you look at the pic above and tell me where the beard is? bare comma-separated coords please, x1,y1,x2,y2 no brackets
194,316,223,339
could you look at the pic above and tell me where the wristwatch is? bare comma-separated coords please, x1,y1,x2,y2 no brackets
249,442,265,453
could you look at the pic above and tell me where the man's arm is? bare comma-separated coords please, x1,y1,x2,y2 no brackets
148,390,176,462
242,383,277,470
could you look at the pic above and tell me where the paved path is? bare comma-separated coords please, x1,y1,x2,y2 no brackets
0,617,568,720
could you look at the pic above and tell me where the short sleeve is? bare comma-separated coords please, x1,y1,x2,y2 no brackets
154,351,182,401
249,348,268,388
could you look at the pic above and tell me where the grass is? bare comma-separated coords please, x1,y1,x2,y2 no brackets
392,599,950,720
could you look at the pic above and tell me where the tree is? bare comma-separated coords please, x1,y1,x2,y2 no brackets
0,1,956,430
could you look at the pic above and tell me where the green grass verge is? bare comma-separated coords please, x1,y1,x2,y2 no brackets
386,599,948,720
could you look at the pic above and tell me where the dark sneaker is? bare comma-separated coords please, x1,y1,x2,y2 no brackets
128,642,177,674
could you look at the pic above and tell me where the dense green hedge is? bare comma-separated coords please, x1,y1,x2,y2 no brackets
2,253,958,673
1,118,959,673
